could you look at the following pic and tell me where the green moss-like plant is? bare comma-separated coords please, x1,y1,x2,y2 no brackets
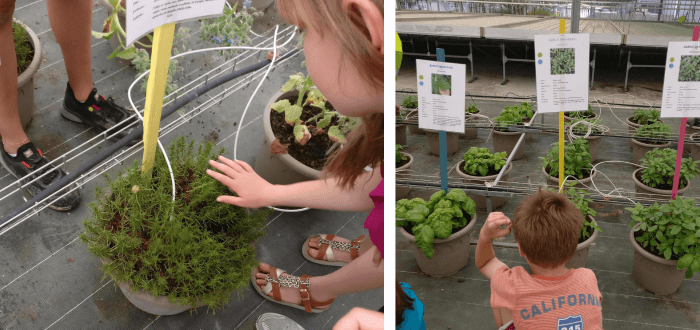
13,21,33,75
80,137,272,313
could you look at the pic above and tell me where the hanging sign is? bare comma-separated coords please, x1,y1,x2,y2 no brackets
415,59,466,133
661,41,700,118
534,33,590,113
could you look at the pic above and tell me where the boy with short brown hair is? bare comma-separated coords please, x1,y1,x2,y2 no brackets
475,190,603,330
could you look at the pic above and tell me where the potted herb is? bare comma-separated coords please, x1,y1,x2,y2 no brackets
632,148,699,201
80,138,271,315
626,198,700,295
627,108,661,148
396,189,477,277
455,147,512,211
253,73,360,185
555,184,602,269
539,138,597,188
461,103,481,139
13,19,42,130
396,145,413,200
402,95,424,135
491,103,534,160
631,121,672,165
564,104,597,122
566,117,604,162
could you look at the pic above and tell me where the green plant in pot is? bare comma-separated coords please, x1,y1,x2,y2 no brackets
80,137,272,313
539,138,592,180
636,148,699,191
13,21,33,75
396,144,409,166
566,104,596,120
402,95,418,110
461,147,506,177
465,103,479,114
634,121,671,144
493,103,533,131
631,108,661,126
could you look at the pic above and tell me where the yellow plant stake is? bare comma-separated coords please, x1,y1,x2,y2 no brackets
141,22,176,175
558,19,565,190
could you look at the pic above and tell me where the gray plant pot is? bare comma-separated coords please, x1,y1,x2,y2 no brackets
630,223,686,296
460,110,481,139
690,133,700,162
396,124,407,146
564,111,598,123
426,130,459,156
627,117,664,149
14,18,42,130
253,90,321,185
683,126,700,154
631,138,671,165
632,168,689,202
396,153,413,200
565,217,599,269
492,129,524,160
455,161,512,211
404,109,425,135
399,213,477,277
542,166,598,189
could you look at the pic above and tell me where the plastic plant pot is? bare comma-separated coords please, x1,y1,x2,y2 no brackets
14,18,42,130
461,110,481,139
632,168,689,202
565,217,599,269
542,166,598,190
631,138,671,166
626,116,663,149
425,130,459,156
396,124,407,146
404,109,426,135
492,129,524,160
455,160,512,211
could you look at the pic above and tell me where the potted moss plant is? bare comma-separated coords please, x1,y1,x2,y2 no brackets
80,138,271,315
461,103,481,139
396,189,477,277
455,147,512,211
402,95,424,135
566,117,604,162
632,148,699,201
564,104,597,122
539,138,597,188
626,198,700,295
626,108,661,148
631,121,672,165
492,103,534,160
254,73,360,185
396,145,413,200
13,19,42,130
556,184,602,269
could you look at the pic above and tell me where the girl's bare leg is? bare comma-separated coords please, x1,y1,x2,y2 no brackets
46,0,93,102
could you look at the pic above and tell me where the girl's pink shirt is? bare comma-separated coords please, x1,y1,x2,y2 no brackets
365,167,384,258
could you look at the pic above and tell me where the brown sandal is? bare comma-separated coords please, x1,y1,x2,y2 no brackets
251,265,335,313
302,234,365,266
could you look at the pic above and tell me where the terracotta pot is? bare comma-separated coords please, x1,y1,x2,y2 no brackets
627,117,663,148
565,217,599,269
404,109,425,135
632,168,689,202
425,130,459,156
564,111,598,123
460,110,481,139
630,223,686,295
399,213,477,277
542,166,598,189
631,138,671,165
396,124,407,146
253,90,321,185
396,153,413,200
227,0,275,10
492,129,524,160
14,18,42,130
455,161,513,211
690,133,700,162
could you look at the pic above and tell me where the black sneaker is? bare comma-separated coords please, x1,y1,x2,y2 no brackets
61,83,138,143
0,143,81,211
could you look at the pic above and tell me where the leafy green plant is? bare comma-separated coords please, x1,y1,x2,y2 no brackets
396,189,476,258
431,74,451,95
678,55,700,82
634,121,671,144
271,73,360,144
461,147,506,176
493,102,534,129
466,103,479,114
402,95,418,109
567,117,603,136
13,21,33,75
639,148,700,189
396,145,407,165
626,198,700,279
550,48,575,75
539,138,592,179
199,4,260,58
632,108,660,125
567,104,594,120
80,137,272,312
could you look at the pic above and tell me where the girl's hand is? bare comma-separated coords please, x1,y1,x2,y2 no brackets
206,156,275,208
480,212,512,240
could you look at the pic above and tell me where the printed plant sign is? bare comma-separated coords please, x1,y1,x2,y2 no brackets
678,55,700,82
415,59,466,133
535,34,590,113
550,48,575,75
431,74,452,95
661,42,700,118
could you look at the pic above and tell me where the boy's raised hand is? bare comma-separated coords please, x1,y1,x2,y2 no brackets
481,212,512,240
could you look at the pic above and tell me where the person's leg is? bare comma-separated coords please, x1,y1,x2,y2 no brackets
255,245,383,304
0,0,31,154
46,0,93,102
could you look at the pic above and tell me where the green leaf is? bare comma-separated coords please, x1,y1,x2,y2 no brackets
671,225,682,236
270,100,291,113
327,126,347,144
292,122,311,145
678,254,694,269
117,46,137,60
284,105,303,124
107,44,123,59
691,259,700,273
92,30,115,40
316,113,333,129
664,248,672,260
412,224,435,259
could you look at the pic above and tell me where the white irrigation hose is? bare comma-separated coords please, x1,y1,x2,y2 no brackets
566,119,610,142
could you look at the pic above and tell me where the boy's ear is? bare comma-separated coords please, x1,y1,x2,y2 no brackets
342,0,384,54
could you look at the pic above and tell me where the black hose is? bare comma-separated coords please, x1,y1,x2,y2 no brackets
0,49,300,227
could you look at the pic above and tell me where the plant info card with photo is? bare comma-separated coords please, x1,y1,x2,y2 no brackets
415,59,466,133
534,34,590,113
661,41,700,118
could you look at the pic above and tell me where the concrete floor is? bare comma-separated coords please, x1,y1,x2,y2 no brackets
0,2,381,329
395,92,700,329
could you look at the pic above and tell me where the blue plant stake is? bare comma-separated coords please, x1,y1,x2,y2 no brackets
437,48,448,192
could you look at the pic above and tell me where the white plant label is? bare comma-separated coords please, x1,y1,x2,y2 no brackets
415,59,466,133
126,0,226,47
534,34,590,113
661,41,700,118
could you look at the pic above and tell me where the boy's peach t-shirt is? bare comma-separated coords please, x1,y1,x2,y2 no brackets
491,265,603,330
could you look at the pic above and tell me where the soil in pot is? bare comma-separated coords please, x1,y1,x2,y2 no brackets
630,224,686,295
492,129,524,160
270,93,337,171
632,168,689,201
456,160,512,211
426,130,458,156
631,138,671,165
543,166,597,189
565,218,598,269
